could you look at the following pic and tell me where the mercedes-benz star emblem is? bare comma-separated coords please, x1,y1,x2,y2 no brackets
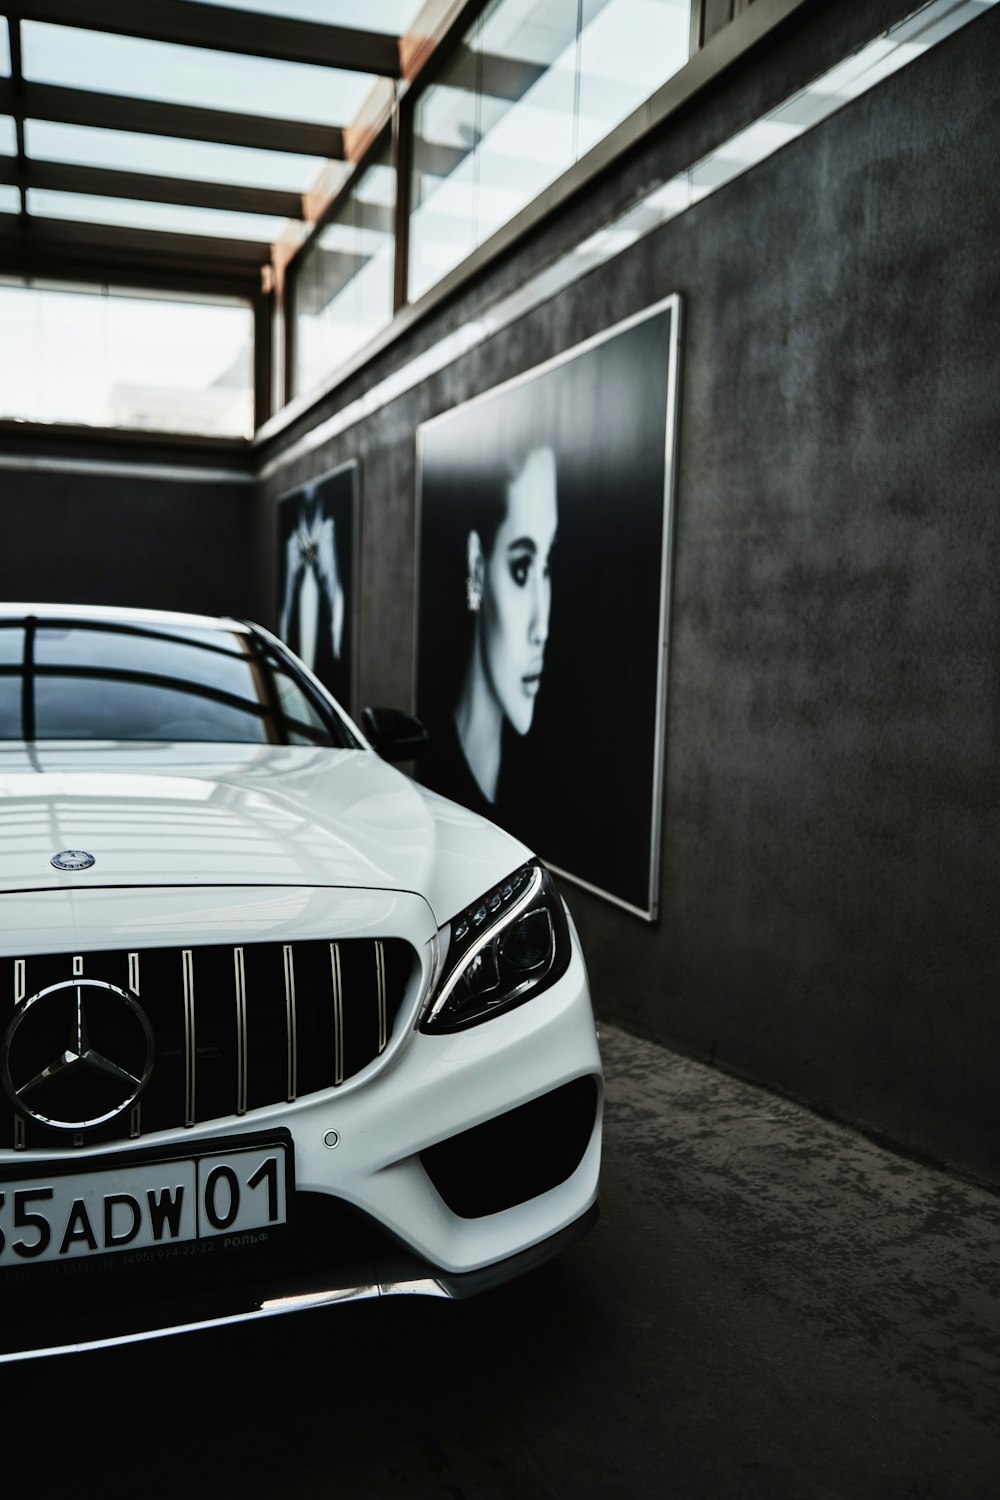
2,979,155,1130
51,850,96,871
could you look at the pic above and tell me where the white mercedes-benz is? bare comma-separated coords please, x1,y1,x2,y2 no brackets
0,604,602,1361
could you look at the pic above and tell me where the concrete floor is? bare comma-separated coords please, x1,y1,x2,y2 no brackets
15,1024,1000,1498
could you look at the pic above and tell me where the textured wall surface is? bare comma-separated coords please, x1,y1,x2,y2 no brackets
257,4,999,1186
0,442,256,618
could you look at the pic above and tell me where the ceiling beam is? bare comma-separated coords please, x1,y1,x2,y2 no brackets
0,79,345,158
12,0,403,76
0,212,271,272
0,157,303,220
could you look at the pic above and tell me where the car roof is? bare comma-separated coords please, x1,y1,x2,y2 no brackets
0,603,250,633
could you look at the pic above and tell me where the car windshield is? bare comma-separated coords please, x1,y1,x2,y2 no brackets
0,617,357,747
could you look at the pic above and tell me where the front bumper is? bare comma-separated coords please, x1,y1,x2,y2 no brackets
0,892,602,1360
0,1198,600,1364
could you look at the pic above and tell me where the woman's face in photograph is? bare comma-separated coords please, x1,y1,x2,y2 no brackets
479,446,558,736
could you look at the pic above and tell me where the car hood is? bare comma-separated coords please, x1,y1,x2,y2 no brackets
0,742,530,925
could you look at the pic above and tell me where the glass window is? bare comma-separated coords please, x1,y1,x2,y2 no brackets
0,677,19,738
0,184,18,215
26,188,289,243
32,676,273,744
20,22,374,127
408,0,691,303
293,139,395,396
0,625,24,666
0,115,15,155
0,20,9,76
476,0,578,244
271,664,333,739
576,0,690,158
0,620,354,744
409,36,480,302
25,120,326,195
34,626,259,697
0,281,254,437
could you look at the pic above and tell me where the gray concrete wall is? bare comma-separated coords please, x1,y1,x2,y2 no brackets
0,436,256,617
257,2,1000,1186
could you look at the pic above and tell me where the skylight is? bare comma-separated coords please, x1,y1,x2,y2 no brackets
25,121,325,195
20,21,376,127
0,18,9,77
0,115,16,155
0,184,18,214
27,190,289,243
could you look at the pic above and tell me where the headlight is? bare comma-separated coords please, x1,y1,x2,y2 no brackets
421,861,572,1033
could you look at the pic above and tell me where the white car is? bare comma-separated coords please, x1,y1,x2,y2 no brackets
0,604,602,1361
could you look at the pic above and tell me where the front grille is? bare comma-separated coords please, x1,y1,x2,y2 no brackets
0,940,414,1151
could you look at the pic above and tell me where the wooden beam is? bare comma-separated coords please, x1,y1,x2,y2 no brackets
13,0,403,77
399,0,484,82
13,80,345,158
8,158,303,220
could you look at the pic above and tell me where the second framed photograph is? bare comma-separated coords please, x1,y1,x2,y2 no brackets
415,295,683,919
275,460,358,714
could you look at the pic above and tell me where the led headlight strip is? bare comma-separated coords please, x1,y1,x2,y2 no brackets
422,861,570,1033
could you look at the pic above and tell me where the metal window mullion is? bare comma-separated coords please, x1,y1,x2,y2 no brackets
234,947,248,1115
391,87,412,313
330,942,344,1086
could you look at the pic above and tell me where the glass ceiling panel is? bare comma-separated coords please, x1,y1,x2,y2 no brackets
27,189,289,243
25,121,325,194
177,0,427,28
21,22,376,127
0,184,18,214
0,115,15,155
0,19,10,76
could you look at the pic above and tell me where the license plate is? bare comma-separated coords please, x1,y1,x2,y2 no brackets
0,1144,287,1268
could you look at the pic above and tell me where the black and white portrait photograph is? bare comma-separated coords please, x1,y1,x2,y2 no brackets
276,461,357,712
416,297,682,917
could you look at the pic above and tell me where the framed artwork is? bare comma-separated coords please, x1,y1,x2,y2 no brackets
275,460,358,713
415,295,683,919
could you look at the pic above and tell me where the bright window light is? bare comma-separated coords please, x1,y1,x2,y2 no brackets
0,184,20,214
0,19,9,76
0,281,254,437
25,120,326,194
21,21,374,126
0,115,16,155
27,189,289,243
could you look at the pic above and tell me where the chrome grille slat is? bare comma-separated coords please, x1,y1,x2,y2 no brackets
283,944,298,1103
234,946,248,1117
330,942,344,1088
0,939,413,1151
182,948,196,1128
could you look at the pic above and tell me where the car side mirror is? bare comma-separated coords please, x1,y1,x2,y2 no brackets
361,706,430,763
